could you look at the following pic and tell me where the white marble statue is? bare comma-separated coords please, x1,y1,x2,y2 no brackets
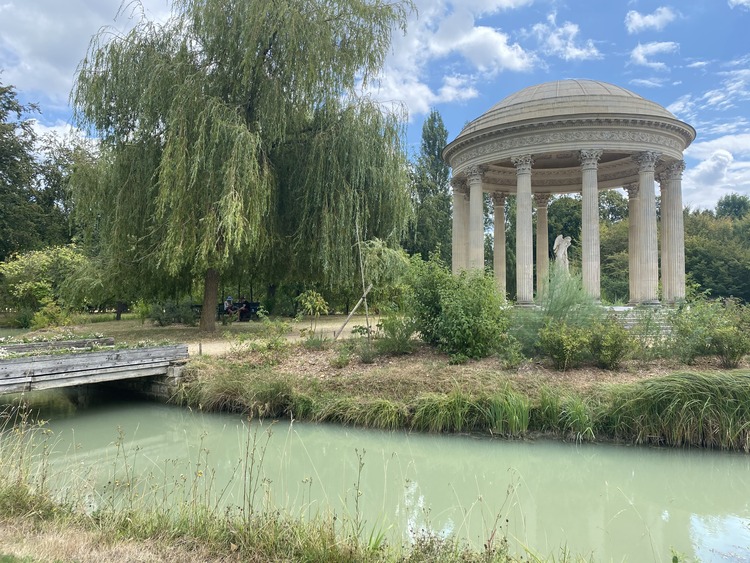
553,234,572,273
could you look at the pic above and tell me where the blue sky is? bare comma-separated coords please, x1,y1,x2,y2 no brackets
2,0,749,209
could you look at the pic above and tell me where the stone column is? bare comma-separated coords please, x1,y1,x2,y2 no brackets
512,155,534,305
660,160,687,303
534,193,551,296
580,149,603,300
625,183,640,305
451,179,469,273
633,151,661,304
492,192,507,299
657,171,671,304
467,166,485,270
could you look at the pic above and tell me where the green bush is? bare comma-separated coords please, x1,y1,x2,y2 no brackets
511,272,602,357
30,298,71,329
667,300,724,364
148,300,198,326
406,255,509,360
495,333,526,369
589,316,633,370
375,313,416,355
405,254,453,347
710,326,750,368
9,308,35,329
538,321,591,370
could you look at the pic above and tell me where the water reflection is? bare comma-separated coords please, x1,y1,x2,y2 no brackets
38,400,750,562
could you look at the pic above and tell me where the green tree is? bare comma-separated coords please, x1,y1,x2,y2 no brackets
404,109,451,263
72,0,412,331
0,79,41,261
684,209,750,301
716,192,750,220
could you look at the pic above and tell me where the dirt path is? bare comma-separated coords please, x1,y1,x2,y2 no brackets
186,314,380,356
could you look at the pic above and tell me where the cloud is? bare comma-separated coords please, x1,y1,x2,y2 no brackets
629,77,668,88
728,0,750,9
429,7,535,73
685,133,750,160
458,0,534,16
367,0,536,120
683,148,750,209
630,41,679,70
530,12,601,61
625,7,677,34
699,69,750,111
0,0,170,116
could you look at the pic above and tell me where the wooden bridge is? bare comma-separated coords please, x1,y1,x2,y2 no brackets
0,340,189,396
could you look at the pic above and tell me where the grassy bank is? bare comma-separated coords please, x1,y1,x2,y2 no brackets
178,341,750,451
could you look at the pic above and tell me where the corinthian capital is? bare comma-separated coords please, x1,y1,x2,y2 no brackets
450,177,467,194
491,192,507,207
625,183,639,199
579,149,603,170
466,165,486,184
633,151,660,172
664,160,686,180
533,193,551,208
511,154,534,173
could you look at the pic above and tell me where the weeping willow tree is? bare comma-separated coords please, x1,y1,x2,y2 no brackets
72,0,413,331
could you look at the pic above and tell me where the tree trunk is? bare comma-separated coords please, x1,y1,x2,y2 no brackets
115,301,127,321
200,268,220,332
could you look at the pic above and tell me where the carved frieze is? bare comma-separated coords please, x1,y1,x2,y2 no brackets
451,126,683,168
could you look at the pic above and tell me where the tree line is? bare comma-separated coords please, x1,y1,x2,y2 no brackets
1,0,749,331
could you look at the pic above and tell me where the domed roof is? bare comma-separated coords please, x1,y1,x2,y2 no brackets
456,79,679,139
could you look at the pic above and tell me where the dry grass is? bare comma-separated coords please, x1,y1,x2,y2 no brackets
0,520,239,563
228,341,710,402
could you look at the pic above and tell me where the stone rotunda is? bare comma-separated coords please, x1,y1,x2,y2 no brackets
442,79,696,306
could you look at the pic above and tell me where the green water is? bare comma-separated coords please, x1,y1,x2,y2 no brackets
42,401,750,562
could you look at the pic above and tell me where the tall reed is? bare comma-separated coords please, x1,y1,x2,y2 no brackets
606,372,750,450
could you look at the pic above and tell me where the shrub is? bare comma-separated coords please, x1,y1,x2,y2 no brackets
628,306,671,361
375,313,416,355
301,331,328,351
295,290,328,335
511,272,602,357
30,298,71,329
589,316,633,370
407,255,509,360
495,333,526,369
710,326,750,369
148,300,198,326
667,299,724,364
405,254,453,347
538,321,591,370
329,347,351,369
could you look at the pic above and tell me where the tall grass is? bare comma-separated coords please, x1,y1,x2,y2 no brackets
606,372,750,450
178,359,750,451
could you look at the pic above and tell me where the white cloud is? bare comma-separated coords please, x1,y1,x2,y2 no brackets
531,12,601,61
728,0,750,10
630,41,679,70
0,0,170,111
367,0,536,120
458,0,534,16
625,7,677,34
683,149,750,209
685,133,750,160
629,77,668,88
